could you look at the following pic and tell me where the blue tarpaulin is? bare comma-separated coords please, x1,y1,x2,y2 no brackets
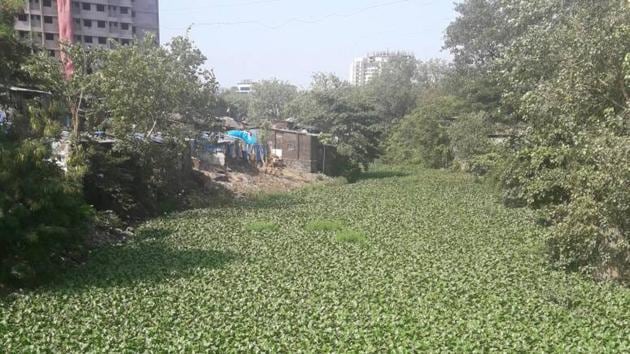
227,130,257,145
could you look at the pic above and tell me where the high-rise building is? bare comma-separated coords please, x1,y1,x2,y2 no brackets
14,0,160,58
349,51,414,86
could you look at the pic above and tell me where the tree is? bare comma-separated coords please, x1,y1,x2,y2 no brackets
218,89,251,121
25,45,103,141
248,79,297,124
290,74,382,178
0,0,31,105
1,0,92,288
445,0,629,278
447,111,492,160
443,0,567,124
362,56,419,127
384,91,466,168
96,34,218,138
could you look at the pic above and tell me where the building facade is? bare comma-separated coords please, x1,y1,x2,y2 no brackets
349,51,414,86
14,0,159,58
234,80,254,94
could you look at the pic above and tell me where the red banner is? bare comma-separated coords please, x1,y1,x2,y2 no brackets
56,0,74,78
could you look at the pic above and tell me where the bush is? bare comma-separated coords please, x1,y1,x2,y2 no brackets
0,140,92,287
447,111,492,161
82,139,193,221
384,93,464,168
546,135,629,280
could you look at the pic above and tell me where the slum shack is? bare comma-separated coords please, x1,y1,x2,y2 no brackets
269,128,337,174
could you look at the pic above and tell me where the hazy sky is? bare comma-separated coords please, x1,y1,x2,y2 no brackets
159,0,458,89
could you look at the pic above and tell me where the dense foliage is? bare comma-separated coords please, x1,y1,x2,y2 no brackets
95,35,218,138
384,0,629,279
0,0,30,103
2,167,629,351
24,34,221,221
0,0,93,288
289,74,382,179
82,140,193,221
385,92,467,168
0,139,92,287
242,79,298,125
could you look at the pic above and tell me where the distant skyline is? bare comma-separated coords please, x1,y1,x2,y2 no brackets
159,0,458,89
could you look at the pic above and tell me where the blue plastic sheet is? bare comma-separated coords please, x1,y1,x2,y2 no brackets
227,130,257,145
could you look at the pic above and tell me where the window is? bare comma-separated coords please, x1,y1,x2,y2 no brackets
121,23,129,30
83,19,92,27
49,50,56,57
83,35,92,43
98,37,106,44
120,7,129,14
18,31,29,39
82,3,90,11
31,15,41,21
121,38,130,45
97,20,106,28
17,14,27,21
44,16,53,24
43,0,52,6
74,35,81,41
72,1,79,9
96,4,105,12
45,33,54,40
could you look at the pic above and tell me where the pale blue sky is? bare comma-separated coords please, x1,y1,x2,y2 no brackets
159,0,457,89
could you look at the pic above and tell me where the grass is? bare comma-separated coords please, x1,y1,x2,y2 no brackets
334,229,366,243
245,221,280,232
304,219,345,232
2,166,630,352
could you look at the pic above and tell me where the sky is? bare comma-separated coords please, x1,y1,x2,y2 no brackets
159,0,458,89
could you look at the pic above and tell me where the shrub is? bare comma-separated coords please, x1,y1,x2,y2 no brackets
447,111,492,161
384,93,464,168
546,135,630,280
82,139,193,221
0,140,92,287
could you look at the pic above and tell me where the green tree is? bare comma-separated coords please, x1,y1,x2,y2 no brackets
218,89,251,121
446,0,629,278
362,56,419,126
96,35,218,138
447,111,492,160
0,0,31,104
24,45,103,141
291,74,382,178
1,0,92,288
385,92,466,168
249,79,297,124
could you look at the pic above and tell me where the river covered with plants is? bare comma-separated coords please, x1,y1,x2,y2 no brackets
2,167,629,352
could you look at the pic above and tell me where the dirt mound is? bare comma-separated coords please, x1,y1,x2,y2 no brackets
193,161,329,198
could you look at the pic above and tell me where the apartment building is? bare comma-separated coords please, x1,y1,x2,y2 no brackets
350,51,415,86
14,0,159,58
235,80,254,94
